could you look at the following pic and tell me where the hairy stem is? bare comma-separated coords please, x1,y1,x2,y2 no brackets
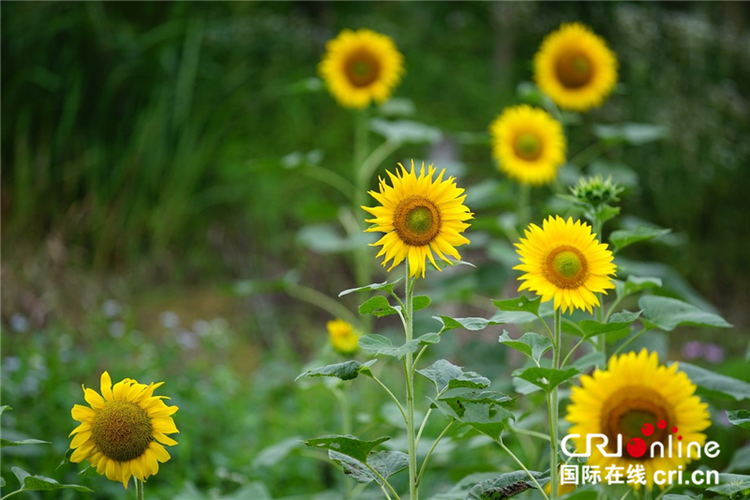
548,308,562,500
403,263,418,500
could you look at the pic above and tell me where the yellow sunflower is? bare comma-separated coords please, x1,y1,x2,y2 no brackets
566,349,711,490
534,23,618,112
328,318,360,354
489,104,566,185
362,161,473,279
319,28,404,109
69,372,178,488
513,215,616,313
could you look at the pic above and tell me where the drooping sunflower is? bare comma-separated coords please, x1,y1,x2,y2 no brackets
489,104,566,185
534,23,618,112
327,318,360,355
69,372,178,488
319,28,404,109
566,349,711,490
514,215,616,313
362,161,473,279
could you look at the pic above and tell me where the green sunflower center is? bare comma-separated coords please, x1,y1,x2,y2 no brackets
514,133,542,161
393,196,442,247
345,49,381,87
91,401,153,462
555,52,593,89
599,386,673,459
544,245,588,289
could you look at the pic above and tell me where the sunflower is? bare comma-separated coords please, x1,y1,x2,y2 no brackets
534,23,618,112
362,161,473,279
513,215,616,313
489,104,566,185
69,372,178,488
328,318,360,354
566,349,711,490
319,28,404,109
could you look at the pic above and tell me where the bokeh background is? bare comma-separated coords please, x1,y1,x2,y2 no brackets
2,2,749,499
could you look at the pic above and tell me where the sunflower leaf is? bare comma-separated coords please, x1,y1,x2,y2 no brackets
0,406,11,416
339,278,402,297
675,363,750,401
467,470,543,500
433,315,503,333
417,359,491,393
498,331,552,364
492,296,541,316
705,473,750,497
358,333,439,360
328,450,408,485
727,410,750,429
1,438,50,448
615,276,663,299
295,360,376,382
432,395,514,440
639,296,732,332
512,366,581,392
574,310,642,339
358,295,401,317
303,435,390,463
609,226,671,253
592,123,668,146
413,295,431,311
10,467,93,493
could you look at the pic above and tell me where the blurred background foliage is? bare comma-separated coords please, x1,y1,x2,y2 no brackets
2,2,749,499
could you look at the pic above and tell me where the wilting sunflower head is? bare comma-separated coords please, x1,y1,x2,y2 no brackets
362,161,473,279
69,372,178,488
570,174,623,208
327,318,360,355
567,349,711,490
319,28,404,109
489,104,566,185
534,23,618,112
513,215,616,313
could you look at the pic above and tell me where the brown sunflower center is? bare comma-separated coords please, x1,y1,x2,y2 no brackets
393,196,441,246
543,245,588,289
514,132,543,161
344,49,381,88
599,386,673,459
555,52,593,89
91,400,153,462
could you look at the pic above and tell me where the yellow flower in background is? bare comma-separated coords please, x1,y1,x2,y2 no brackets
327,319,361,354
514,215,615,313
489,104,566,185
363,161,473,279
534,23,618,112
566,349,711,490
319,28,404,109
69,372,178,488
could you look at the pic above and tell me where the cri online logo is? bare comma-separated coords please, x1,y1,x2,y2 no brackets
562,419,720,459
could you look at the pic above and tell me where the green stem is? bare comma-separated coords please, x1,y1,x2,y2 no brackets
509,425,552,442
1,490,23,500
592,217,606,368
603,295,623,323
568,141,605,168
403,263,418,500
495,436,550,500
518,183,531,227
371,374,407,423
366,464,400,500
358,139,400,188
302,165,357,200
135,478,145,500
415,407,433,446
548,308,562,500
331,386,352,435
416,420,454,486
353,110,372,329
612,328,649,357
560,337,586,368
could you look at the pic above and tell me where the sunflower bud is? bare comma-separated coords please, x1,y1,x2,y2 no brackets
570,175,623,208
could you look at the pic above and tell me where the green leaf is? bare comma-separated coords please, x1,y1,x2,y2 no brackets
1,438,50,448
358,296,400,317
413,295,431,312
592,122,668,146
467,470,543,500
358,333,439,360
0,476,5,487
572,351,605,372
574,310,641,339
303,435,390,463
677,363,750,401
728,410,750,429
615,276,663,299
252,437,301,468
10,467,93,493
329,450,408,485
417,359,491,393
369,118,442,144
429,472,500,500
706,473,750,497
493,296,541,316
726,446,750,474
0,406,11,416
433,396,513,440
609,226,671,253
433,316,503,333
295,360,376,382
512,366,581,392
661,495,702,500
438,390,513,413
497,331,552,364
339,279,402,297
639,296,732,331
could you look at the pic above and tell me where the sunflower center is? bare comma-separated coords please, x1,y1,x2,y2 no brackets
599,386,673,459
514,133,542,161
345,49,381,87
555,52,593,89
91,401,153,462
544,246,588,288
393,196,441,246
